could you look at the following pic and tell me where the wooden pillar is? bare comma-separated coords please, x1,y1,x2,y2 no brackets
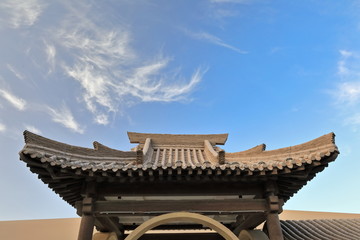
265,181,283,240
78,214,95,240
78,181,97,240
266,212,283,240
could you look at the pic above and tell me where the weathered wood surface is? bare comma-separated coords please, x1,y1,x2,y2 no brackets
97,181,263,196
94,199,267,215
77,215,95,240
266,213,283,240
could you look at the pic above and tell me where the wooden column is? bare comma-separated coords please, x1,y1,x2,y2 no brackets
78,214,95,240
78,181,97,240
265,181,283,240
266,212,283,240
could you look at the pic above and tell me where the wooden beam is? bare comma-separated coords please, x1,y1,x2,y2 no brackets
95,217,124,239
232,213,266,235
97,181,264,197
94,199,267,215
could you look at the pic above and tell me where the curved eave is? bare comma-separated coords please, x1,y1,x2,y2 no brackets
227,133,336,157
23,130,137,160
19,149,338,205
19,131,339,206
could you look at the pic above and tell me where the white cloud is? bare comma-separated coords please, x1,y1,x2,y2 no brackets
208,0,250,19
0,122,5,132
55,7,206,125
94,114,109,125
0,88,26,110
0,0,45,28
47,105,84,134
333,50,360,128
340,50,353,57
338,50,352,76
183,30,247,54
337,50,360,77
65,63,116,113
44,41,56,73
336,82,360,105
335,50,360,105
24,125,42,134
123,66,208,102
6,64,24,80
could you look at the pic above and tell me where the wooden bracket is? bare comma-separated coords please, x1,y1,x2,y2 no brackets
82,197,94,215
267,195,281,213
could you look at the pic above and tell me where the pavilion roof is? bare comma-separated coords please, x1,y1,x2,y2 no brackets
19,131,339,206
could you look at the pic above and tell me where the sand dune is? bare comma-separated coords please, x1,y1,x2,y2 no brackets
0,210,359,240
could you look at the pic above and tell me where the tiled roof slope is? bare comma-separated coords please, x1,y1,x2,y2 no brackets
20,131,339,205
281,219,360,240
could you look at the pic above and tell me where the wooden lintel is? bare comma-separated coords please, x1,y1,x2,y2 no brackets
97,181,264,197
93,199,267,214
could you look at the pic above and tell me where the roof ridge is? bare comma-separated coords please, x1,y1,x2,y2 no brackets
127,132,229,145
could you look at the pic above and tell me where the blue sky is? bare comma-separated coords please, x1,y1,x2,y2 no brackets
0,0,360,220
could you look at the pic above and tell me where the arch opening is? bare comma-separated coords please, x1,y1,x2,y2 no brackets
124,212,239,240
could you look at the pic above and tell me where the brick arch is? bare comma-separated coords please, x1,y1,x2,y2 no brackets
124,212,239,240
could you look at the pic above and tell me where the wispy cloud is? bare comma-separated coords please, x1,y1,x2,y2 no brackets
94,114,109,125
54,5,206,125
333,50,360,129
344,114,360,127
0,122,5,132
47,105,84,134
6,64,24,80
335,50,360,105
122,64,208,102
338,50,354,76
336,82,360,105
183,29,247,54
0,88,26,110
208,0,250,20
0,0,45,28
44,41,56,73
24,125,42,134
0,1,206,128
